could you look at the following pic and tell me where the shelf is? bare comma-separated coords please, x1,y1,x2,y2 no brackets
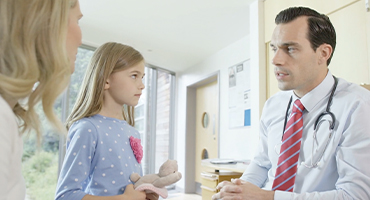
201,159,249,173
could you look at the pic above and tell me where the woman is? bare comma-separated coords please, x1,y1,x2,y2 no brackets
0,0,83,199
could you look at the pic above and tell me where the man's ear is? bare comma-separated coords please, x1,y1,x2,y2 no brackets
317,43,333,65
104,79,110,90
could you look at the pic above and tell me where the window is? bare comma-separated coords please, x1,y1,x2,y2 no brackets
136,67,176,175
155,70,174,173
58,46,95,172
22,46,94,200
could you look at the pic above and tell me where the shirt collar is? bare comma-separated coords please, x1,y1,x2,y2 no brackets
291,71,334,113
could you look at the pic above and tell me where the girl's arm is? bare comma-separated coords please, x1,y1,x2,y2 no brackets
82,184,146,200
55,120,98,200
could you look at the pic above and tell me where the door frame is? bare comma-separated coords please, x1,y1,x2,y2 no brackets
184,71,220,193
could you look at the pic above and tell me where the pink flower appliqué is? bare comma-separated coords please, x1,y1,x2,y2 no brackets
129,136,143,164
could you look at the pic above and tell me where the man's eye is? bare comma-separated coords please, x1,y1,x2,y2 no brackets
287,47,295,53
271,47,277,52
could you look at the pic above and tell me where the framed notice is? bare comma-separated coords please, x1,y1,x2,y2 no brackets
228,60,251,128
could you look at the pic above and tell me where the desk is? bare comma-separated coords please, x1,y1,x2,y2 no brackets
200,159,249,200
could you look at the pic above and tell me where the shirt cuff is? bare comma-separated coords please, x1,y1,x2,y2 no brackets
274,190,293,200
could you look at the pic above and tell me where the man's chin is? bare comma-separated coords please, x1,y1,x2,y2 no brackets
277,84,292,91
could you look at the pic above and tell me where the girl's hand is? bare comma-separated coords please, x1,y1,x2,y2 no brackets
146,192,159,200
122,184,146,200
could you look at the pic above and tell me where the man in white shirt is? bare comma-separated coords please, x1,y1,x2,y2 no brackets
212,6,370,200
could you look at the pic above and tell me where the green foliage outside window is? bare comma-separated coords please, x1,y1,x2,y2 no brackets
22,47,94,200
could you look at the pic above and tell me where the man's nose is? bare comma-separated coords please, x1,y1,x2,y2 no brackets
272,49,285,66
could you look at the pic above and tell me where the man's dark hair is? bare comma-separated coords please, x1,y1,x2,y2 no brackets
275,7,336,66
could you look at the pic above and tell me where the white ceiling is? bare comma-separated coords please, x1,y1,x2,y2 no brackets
79,0,255,72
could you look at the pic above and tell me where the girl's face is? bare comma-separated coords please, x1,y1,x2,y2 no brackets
105,61,145,107
66,0,83,73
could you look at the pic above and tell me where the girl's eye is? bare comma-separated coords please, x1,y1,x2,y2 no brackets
131,74,137,79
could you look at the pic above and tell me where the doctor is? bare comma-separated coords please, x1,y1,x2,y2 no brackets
213,6,370,200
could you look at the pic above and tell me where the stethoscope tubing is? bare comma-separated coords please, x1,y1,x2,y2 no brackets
278,76,338,168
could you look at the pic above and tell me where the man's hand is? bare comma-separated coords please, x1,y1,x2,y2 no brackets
212,179,275,200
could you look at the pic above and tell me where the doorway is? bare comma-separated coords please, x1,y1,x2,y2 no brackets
184,71,220,194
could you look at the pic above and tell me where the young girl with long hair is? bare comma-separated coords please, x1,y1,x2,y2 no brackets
55,42,158,200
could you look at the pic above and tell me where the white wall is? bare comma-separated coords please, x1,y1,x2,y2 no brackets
175,35,258,190
174,0,265,191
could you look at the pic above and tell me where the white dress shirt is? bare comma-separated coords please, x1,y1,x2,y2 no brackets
241,71,370,199
0,95,26,200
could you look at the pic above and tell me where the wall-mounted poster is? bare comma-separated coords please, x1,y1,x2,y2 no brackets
228,60,251,128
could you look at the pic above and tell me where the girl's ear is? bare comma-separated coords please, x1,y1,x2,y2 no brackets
104,79,110,90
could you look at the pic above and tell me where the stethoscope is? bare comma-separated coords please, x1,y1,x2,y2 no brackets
275,76,338,168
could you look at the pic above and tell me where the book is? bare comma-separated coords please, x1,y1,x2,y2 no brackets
209,159,250,165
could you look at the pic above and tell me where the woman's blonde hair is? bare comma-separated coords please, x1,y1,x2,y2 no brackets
0,0,77,138
66,42,144,129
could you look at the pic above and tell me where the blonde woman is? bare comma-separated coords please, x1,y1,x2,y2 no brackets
56,42,158,200
0,0,82,199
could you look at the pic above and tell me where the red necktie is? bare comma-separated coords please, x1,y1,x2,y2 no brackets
272,99,305,192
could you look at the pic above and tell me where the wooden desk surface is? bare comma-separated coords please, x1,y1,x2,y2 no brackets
201,159,249,173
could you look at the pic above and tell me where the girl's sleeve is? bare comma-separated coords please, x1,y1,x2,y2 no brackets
55,120,98,200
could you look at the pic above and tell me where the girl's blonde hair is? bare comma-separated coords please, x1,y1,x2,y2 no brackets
66,42,144,129
0,0,77,138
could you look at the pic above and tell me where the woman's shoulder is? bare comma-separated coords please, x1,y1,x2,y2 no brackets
0,96,19,149
0,95,18,133
0,95,15,118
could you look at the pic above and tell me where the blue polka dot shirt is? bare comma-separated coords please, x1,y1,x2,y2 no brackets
55,114,142,200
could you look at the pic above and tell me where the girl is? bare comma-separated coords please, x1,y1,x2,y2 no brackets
0,0,82,199
55,42,158,200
